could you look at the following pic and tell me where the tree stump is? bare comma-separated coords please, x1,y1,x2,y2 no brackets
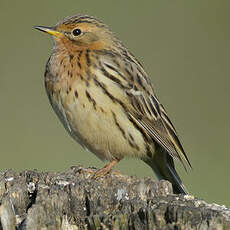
0,166,229,229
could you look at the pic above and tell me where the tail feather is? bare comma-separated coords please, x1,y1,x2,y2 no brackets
144,150,188,194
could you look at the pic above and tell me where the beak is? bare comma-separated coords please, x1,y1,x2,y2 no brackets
34,26,63,37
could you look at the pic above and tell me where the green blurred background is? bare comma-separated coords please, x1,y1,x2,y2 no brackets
1,1,229,205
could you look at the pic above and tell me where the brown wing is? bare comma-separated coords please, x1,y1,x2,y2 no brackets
128,91,191,169
100,50,191,169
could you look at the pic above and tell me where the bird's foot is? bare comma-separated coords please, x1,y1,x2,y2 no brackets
92,159,120,179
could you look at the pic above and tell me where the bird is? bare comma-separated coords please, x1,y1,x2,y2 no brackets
34,14,191,194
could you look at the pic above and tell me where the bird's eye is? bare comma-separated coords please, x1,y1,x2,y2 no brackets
72,28,82,36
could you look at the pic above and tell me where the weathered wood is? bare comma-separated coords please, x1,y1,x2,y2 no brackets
0,166,229,230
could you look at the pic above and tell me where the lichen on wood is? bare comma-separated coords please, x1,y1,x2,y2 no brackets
0,166,229,230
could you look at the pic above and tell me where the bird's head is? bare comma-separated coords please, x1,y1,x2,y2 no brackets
34,15,119,51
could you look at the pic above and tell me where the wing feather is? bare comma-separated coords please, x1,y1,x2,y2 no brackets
100,51,191,169
128,91,191,169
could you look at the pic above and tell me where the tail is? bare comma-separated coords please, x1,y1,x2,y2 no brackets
144,150,188,194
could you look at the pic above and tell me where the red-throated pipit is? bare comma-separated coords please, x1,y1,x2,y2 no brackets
35,15,191,194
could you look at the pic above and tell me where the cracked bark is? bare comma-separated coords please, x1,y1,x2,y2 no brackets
0,166,229,230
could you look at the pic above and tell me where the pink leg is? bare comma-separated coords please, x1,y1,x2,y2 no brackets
93,159,120,178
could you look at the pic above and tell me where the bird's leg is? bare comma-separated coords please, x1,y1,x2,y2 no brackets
93,159,120,178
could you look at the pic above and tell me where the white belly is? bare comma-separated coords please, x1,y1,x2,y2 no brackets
49,84,155,162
